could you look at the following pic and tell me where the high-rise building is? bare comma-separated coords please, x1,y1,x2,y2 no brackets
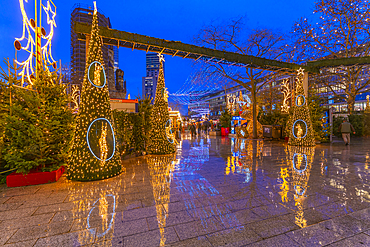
70,4,125,99
142,53,163,101
113,69,126,98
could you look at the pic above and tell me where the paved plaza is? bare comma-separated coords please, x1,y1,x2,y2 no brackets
1,135,370,246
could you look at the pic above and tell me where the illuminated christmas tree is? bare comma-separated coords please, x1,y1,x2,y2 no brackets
67,2,122,181
288,68,315,146
146,54,176,154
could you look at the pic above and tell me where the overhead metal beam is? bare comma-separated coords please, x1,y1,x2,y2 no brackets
307,56,370,68
74,22,319,73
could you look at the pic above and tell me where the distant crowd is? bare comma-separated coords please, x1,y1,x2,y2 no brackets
187,120,219,136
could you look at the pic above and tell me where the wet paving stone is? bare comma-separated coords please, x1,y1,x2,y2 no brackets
1,135,370,246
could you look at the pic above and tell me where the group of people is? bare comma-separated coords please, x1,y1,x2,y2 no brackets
189,120,212,136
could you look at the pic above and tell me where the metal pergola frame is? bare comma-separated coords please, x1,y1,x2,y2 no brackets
73,22,370,75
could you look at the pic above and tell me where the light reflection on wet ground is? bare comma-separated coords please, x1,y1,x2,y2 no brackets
1,135,370,246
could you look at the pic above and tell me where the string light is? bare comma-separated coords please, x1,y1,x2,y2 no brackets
71,85,80,112
281,79,291,113
88,61,106,88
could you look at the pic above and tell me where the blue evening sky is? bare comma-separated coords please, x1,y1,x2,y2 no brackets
0,0,317,98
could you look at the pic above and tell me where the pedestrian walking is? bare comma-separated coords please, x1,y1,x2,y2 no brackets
203,120,211,135
197,122,202,135
338,118,355,145
190,123,196,137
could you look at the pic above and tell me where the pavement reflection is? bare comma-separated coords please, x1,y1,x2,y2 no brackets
1,136,370,246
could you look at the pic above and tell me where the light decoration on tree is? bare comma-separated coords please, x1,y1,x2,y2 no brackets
281,78,291,113
147,53,176,155
165,119,177,144
67,2,122,181
88,61,106,88
71,85,80,112
15,0,58,86
288,68,315,146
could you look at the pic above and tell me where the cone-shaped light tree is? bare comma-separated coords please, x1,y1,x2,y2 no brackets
67,2,122,181
146,54,176,155
288,68,315,146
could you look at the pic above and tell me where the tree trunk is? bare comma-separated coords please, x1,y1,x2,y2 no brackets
347,95,355,114
252,83,257,139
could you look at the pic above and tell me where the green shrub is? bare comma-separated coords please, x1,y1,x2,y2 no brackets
364,113,370,137
307,89,329,142
220,109,232,128
349,114,364,137
113,96,152,157
0,71,74,174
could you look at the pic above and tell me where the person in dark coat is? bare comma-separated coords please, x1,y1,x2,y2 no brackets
197,122,202,135
338,118,355,145
203,120,211,134
190,123,196,137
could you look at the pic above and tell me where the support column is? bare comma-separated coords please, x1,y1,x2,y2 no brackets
303,72,308,98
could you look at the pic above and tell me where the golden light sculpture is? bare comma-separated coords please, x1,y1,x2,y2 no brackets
281,78,291,113
147,154,176,246
71,85,80,112
15,0,57,86
99,123,109,164
165,120,178,145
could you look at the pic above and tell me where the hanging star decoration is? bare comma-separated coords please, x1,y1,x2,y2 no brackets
297,68,305,77
41,0,57,68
